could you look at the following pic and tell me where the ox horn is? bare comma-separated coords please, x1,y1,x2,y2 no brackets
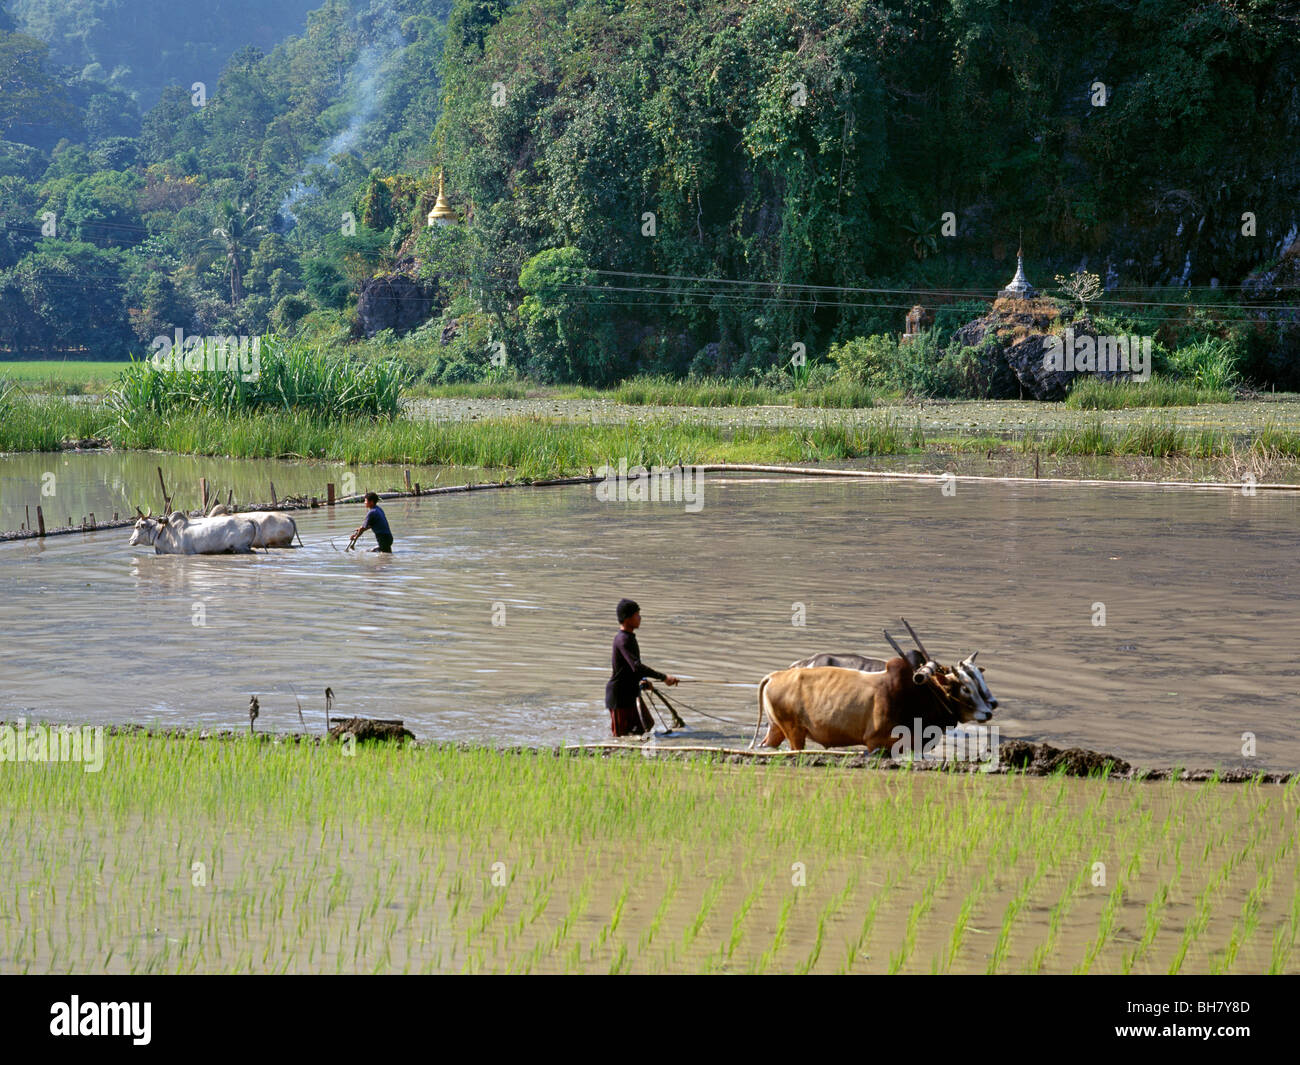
883,629,910,661
900,617,933,662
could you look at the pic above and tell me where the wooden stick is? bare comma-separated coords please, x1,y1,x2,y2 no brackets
561,743,863,757
404,469,412,492
327,482,335,506
36,506,45,537
269,481,277,506
200,477,209,511
157,466,170,512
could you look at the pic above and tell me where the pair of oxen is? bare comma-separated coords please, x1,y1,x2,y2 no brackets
128,504,301,554
752,619,998,753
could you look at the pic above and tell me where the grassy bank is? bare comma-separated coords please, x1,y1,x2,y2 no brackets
0,360,131,395
407,374,876,408
3,733,1295,974
5,394,1300,475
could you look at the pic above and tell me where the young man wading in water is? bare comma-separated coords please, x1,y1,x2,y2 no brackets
349,492,394,552
606,598,679,737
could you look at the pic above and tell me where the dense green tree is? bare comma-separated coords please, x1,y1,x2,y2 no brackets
0,239,133,355
61,169,144,248
0,26,76,145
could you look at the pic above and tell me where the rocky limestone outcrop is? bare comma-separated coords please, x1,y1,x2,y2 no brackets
951,298,1132,400
356,272,438,338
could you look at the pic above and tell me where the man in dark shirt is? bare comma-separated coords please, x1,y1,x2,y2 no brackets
349,492,393,552
605,598,678,737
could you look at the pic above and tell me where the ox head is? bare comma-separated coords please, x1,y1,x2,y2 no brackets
956,652,997,713
891,619,997,724
128,507,165,547
942,661,995,723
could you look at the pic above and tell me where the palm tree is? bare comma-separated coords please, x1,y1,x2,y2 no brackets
900,212,940,261
204,200,265,306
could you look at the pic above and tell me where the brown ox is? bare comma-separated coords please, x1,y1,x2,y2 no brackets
752,658,992,752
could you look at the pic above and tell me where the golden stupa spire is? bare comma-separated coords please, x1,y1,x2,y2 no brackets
428,169,456,226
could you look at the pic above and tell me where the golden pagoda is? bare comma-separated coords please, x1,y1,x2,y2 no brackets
427,170,457,227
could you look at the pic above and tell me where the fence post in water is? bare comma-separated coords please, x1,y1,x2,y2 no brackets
327,483,335,507
25,505,30,531
157,467,170,512
89,513,95,528
200,477,209,512
414,483,420,496
36,506,45,537
270,481,277,506
404,469,412,493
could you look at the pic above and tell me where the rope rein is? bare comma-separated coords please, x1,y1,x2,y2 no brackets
644,683,738,725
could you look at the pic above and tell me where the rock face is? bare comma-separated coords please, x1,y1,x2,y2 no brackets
951,299,1132,400
356,274,438,338
1241,241,1300,302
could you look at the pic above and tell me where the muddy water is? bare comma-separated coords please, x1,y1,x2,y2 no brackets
1,466,1298,768
0,451,461,532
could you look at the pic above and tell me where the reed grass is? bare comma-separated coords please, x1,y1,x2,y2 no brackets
108,336,403,422
1066,375,1234,410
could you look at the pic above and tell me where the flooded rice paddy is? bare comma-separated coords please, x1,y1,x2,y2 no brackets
2,452,1298,770
405,393,1300,435
5,737,1297,974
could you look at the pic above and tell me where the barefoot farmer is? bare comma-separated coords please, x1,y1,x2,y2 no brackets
605,599,678,737
349,492,393,553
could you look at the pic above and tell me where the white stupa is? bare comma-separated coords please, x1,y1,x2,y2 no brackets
997,245,1037,299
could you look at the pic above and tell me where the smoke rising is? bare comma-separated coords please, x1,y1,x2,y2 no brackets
277,29,401,229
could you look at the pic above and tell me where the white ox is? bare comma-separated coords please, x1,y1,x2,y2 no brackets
128,512,258,555
207,503,301,547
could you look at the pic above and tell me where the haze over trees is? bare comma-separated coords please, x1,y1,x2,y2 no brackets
1,0,1297,388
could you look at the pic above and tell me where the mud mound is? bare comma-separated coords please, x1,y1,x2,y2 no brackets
996,740,1130,776
327,717,414,743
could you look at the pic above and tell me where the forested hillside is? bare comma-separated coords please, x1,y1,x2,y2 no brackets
9,0,322,106
1,0,452,357
2,0,1298,388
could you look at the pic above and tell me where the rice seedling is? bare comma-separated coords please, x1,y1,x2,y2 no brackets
1,734,1295,973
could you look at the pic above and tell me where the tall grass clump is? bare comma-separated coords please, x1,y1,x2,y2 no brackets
0,390,110,451
1066,374,1234,410
1166,336,1243,392
107,336,403,425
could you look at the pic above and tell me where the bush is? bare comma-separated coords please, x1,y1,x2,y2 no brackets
829,334,902,388
1166,336,1243,391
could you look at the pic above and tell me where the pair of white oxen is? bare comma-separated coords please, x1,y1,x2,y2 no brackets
751,621,999,751
128,504,301,554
